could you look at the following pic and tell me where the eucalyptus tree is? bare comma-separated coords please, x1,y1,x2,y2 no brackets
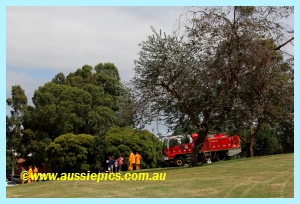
132,6,293,165
29,62,132,140
6,85,28,174
184,6,294,157
32,80,117,139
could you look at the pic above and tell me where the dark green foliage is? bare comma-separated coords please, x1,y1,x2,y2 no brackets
46,133,96,174
29,63,132,139
253,125,283,156
272,120,294,154
52,72,66,85
6,117,18,174
6,156,16,175
32,83,95,138
94,62,120,81
90,133,109,172
6,85,28,114
18,129,52,166
105,127,163,169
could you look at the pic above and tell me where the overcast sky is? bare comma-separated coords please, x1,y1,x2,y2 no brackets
6,6,192,134
6,7,188,102
6,6,294,135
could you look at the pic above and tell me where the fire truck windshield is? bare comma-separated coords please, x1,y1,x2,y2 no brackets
163,135,191,148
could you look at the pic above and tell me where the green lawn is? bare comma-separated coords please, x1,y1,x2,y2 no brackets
6,153,294,198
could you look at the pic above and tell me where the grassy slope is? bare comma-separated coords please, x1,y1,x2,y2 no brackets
6,153,294,198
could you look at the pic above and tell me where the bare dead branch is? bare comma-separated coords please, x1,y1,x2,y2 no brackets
274,37,294,50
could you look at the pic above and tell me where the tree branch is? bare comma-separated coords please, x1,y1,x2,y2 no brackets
160,80,201,129
273,37,294,50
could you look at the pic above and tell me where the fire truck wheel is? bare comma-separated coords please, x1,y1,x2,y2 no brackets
216,152,227,161
174,157,185,166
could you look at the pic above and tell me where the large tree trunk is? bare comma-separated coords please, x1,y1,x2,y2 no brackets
247,134,255,157
246,120,261,157
190,125,208,167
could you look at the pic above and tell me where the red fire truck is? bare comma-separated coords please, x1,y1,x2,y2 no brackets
161,133,241,166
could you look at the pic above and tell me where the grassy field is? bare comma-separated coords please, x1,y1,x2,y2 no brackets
6,153,294,198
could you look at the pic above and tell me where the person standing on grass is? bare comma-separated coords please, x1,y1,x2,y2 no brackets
28,166,33,183
135,152,142,170
114,159,118,173
109,156,115,173
33,165,38,182
118,155,124,172
20,166,25,184
128,150,135,171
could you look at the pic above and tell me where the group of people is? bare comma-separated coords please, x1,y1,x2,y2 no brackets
106,155,124,173
20,165,38,184
106,151,142,173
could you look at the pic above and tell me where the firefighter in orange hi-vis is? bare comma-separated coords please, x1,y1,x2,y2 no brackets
135,152,142,170
28,166,33,183
20,166,25,184
33,165,38,182
128,150,135,171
